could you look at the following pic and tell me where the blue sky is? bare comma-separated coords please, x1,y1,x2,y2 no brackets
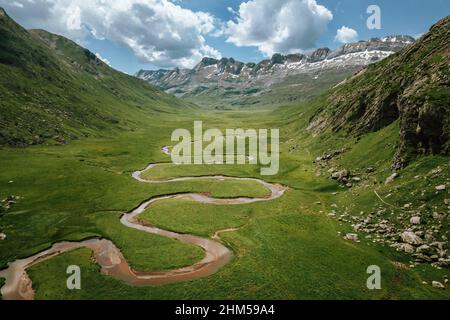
1,0,449,74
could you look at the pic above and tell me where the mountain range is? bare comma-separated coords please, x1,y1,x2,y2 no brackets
136,35,415,106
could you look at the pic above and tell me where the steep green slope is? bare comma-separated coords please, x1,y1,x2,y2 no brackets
308,15,449,169
271,15,450,272
0,8,193,147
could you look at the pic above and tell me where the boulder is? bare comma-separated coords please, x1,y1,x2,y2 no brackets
0,233,6,240
432,281,445,289
332,170,349,181
414,253,432,262
385,173,399,185
400,231,423,245
437,248,449,258
436,259,450,268
344,233,359,242
397,243,415,254
432,212,446,221
416,245,434,255
410,216,421,225
436,185,446,191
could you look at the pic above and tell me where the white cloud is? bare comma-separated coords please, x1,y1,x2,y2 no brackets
227,6,237,15
334,26,358,44
226,0,333,56
0,0,222,68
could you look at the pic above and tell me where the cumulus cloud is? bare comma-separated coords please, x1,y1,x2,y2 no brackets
226,0,333,56
0,0,222,68
334,26,358,44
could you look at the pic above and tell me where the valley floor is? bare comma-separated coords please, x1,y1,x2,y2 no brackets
0,106,449,300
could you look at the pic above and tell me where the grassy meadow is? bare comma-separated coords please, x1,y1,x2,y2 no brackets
1,101,449,300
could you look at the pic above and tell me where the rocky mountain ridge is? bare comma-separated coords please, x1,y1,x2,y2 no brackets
136,35,415,99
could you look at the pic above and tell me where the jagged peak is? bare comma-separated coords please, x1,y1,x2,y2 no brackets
137,33,416,82
377,35,415,43
194,57,245,75
312,47,331,53
269,53,306,65
198,36,411,69
200,57,219,66
194,35,411,71
308,48,331,62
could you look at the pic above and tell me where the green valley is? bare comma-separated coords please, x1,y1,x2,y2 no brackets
0,7,449,301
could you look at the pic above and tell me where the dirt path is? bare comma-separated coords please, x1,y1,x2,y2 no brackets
0,147,288,300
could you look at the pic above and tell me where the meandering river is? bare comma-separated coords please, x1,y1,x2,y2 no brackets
0,147,287,300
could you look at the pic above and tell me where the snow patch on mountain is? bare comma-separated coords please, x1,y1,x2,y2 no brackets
135,35,415,98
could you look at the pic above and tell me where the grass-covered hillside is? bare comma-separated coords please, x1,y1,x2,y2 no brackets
0,8,194,147
271,15,450,274
308,15,450,169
